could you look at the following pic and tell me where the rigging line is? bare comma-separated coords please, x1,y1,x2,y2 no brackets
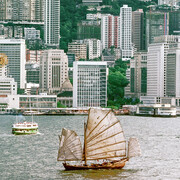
64,144,82,152
62,129,77,145
86,120,120,144
87,140,126,153
86,154,127,161
86,130,124,148
87,148,126,157
61,142,80,160
86,110,111,139
64,137,82,147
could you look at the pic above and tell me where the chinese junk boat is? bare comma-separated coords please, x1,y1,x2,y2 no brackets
57,108,141,170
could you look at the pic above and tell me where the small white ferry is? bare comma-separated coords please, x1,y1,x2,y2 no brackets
12,121,38,135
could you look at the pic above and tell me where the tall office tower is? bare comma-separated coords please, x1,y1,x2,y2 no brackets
147,35,180,98
44,0,60,48
101,15,120,50
0,39,26,89
73,61,107,108
68,41,87,60
0,0,44,21
169,10,180,35
84,39,101,60
120,5,133,61
77,20,101,40
146,11,169,47
125,52,147,98
40,49,68,94
132,9,145,51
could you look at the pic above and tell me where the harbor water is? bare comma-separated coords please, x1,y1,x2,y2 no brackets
0,115,180,180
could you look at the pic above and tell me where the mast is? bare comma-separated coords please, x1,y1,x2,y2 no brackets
29,97,33,123
84,121,87,165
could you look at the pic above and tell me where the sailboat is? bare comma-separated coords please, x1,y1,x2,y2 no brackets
57,108,141,170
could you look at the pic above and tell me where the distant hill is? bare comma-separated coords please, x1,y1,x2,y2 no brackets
60,0,157,51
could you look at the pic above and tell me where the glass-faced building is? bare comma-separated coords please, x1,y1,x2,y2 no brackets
73,61,107,107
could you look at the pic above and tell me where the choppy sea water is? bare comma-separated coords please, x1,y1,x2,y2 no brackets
0,115,180,180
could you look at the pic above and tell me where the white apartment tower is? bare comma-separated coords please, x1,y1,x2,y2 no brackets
101,15,120,50
120,5,133,60
40,49,68,94
147,35,180,98
44,0,60,47
73,61,107,108
0,39,26,89
84,39,101,60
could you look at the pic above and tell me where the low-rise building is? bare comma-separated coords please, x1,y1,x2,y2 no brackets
8,94,57,110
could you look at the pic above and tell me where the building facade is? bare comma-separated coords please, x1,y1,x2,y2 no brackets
68,41,87,60
146,36,180,101
0,0,44,22
73,61,107,108
0,77,17,95
8,94,57,109
84,39,101,60
40,49,68,94
146,11,169,48
132,9,145,51
82,0,102,6
120,5,133,60
169,10,180,35
0,39,26,89
101,15,120,49
25,63,40,84
44,0,60,47
125,51,147,98
24,28,40,40
77,20,101,40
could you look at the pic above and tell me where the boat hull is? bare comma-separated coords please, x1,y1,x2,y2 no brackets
12,128,38,135
63,159,127,170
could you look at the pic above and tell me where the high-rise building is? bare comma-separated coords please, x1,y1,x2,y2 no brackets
147,35,180,98
101,15,120,49
0,39,26,89
120,5,133,60
73,61,107,107
84,39,101,60
68,41,87,60
40,49,68,94
125,52,147,98
169,10,180,35
146,11,169,47
0,0,44,22
132,9,145,51
44,0,60,47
